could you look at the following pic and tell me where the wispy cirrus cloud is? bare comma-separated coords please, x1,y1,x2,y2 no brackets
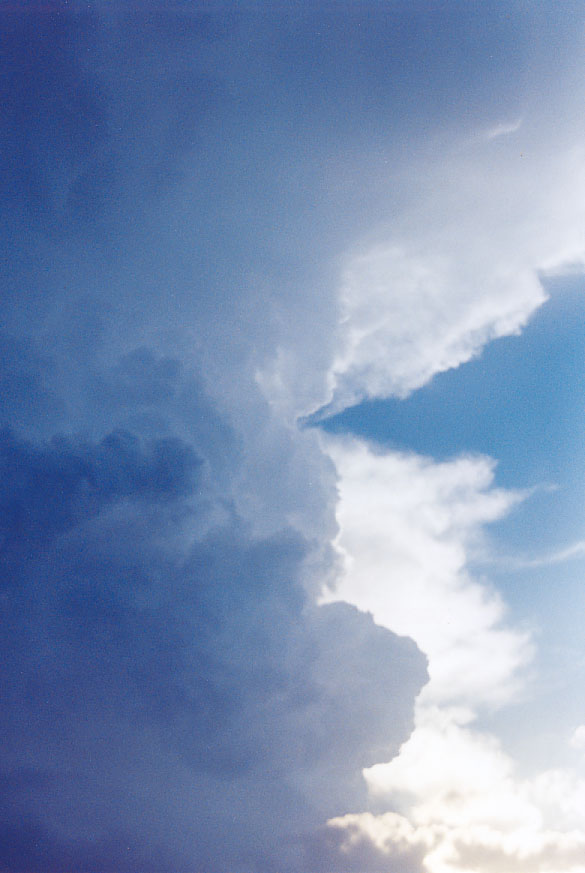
483,117,523,141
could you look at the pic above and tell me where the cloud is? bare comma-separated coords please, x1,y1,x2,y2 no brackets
328,708,585,873
320,437,585,873
322,436,531,708
315,110,585,415
570,726,585,752
4,4,585,872
329,809,585,873
482,539,585,572
0,3,224,232
0,8,433,869
0,421,427,872
326,238,545,413
0,427,201,538
483,118,524,140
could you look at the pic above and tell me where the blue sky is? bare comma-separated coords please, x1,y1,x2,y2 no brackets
3,3,585,872
320,276,585,493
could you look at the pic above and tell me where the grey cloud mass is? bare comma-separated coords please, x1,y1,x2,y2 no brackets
0,3,429,871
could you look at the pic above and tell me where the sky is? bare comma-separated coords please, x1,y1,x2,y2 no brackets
2,2,585,872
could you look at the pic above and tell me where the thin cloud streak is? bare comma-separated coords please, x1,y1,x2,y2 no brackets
476,540,585,572
483,117,524,140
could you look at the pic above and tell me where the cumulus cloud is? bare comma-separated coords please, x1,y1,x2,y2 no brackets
4,3,585,872
327,652,585,873
329,808,585,873
330,748,585,873
327,238,545,412
0,5,431,871
321,131,585,413
321,435,585,873
0,419,427,873
322,436,531,707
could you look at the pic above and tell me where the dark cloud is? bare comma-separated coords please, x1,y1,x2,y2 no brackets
0,368,426,872
304,822,425,873
0,2,226,233
0,365,65,435
103,347,181,406
0,4,107,231
0,427,200,553
0,4,430,871
0,425,426,871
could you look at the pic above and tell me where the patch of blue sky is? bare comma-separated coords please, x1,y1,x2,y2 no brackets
318,274,585,627
479,539,585,775
321,275,584,485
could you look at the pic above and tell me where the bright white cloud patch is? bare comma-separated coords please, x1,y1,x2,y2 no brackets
330,749,585,873
323,139,585,414
322,437,585,873
329,242,544,411
322,437,531,708
329,808,585,873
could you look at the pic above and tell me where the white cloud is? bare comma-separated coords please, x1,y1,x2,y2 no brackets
329,807,585,873
329,717,585,873
328,240,545,412
320,437,585,873
363,705,538,832
321,436,532,708
479,539,585,573
321,136,585,414
483,118,524,141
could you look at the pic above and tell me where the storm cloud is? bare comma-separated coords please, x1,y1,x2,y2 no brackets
0,4,429,871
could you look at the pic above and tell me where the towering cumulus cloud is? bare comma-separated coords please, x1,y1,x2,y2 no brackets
3,3,585,873
0,5,427,872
